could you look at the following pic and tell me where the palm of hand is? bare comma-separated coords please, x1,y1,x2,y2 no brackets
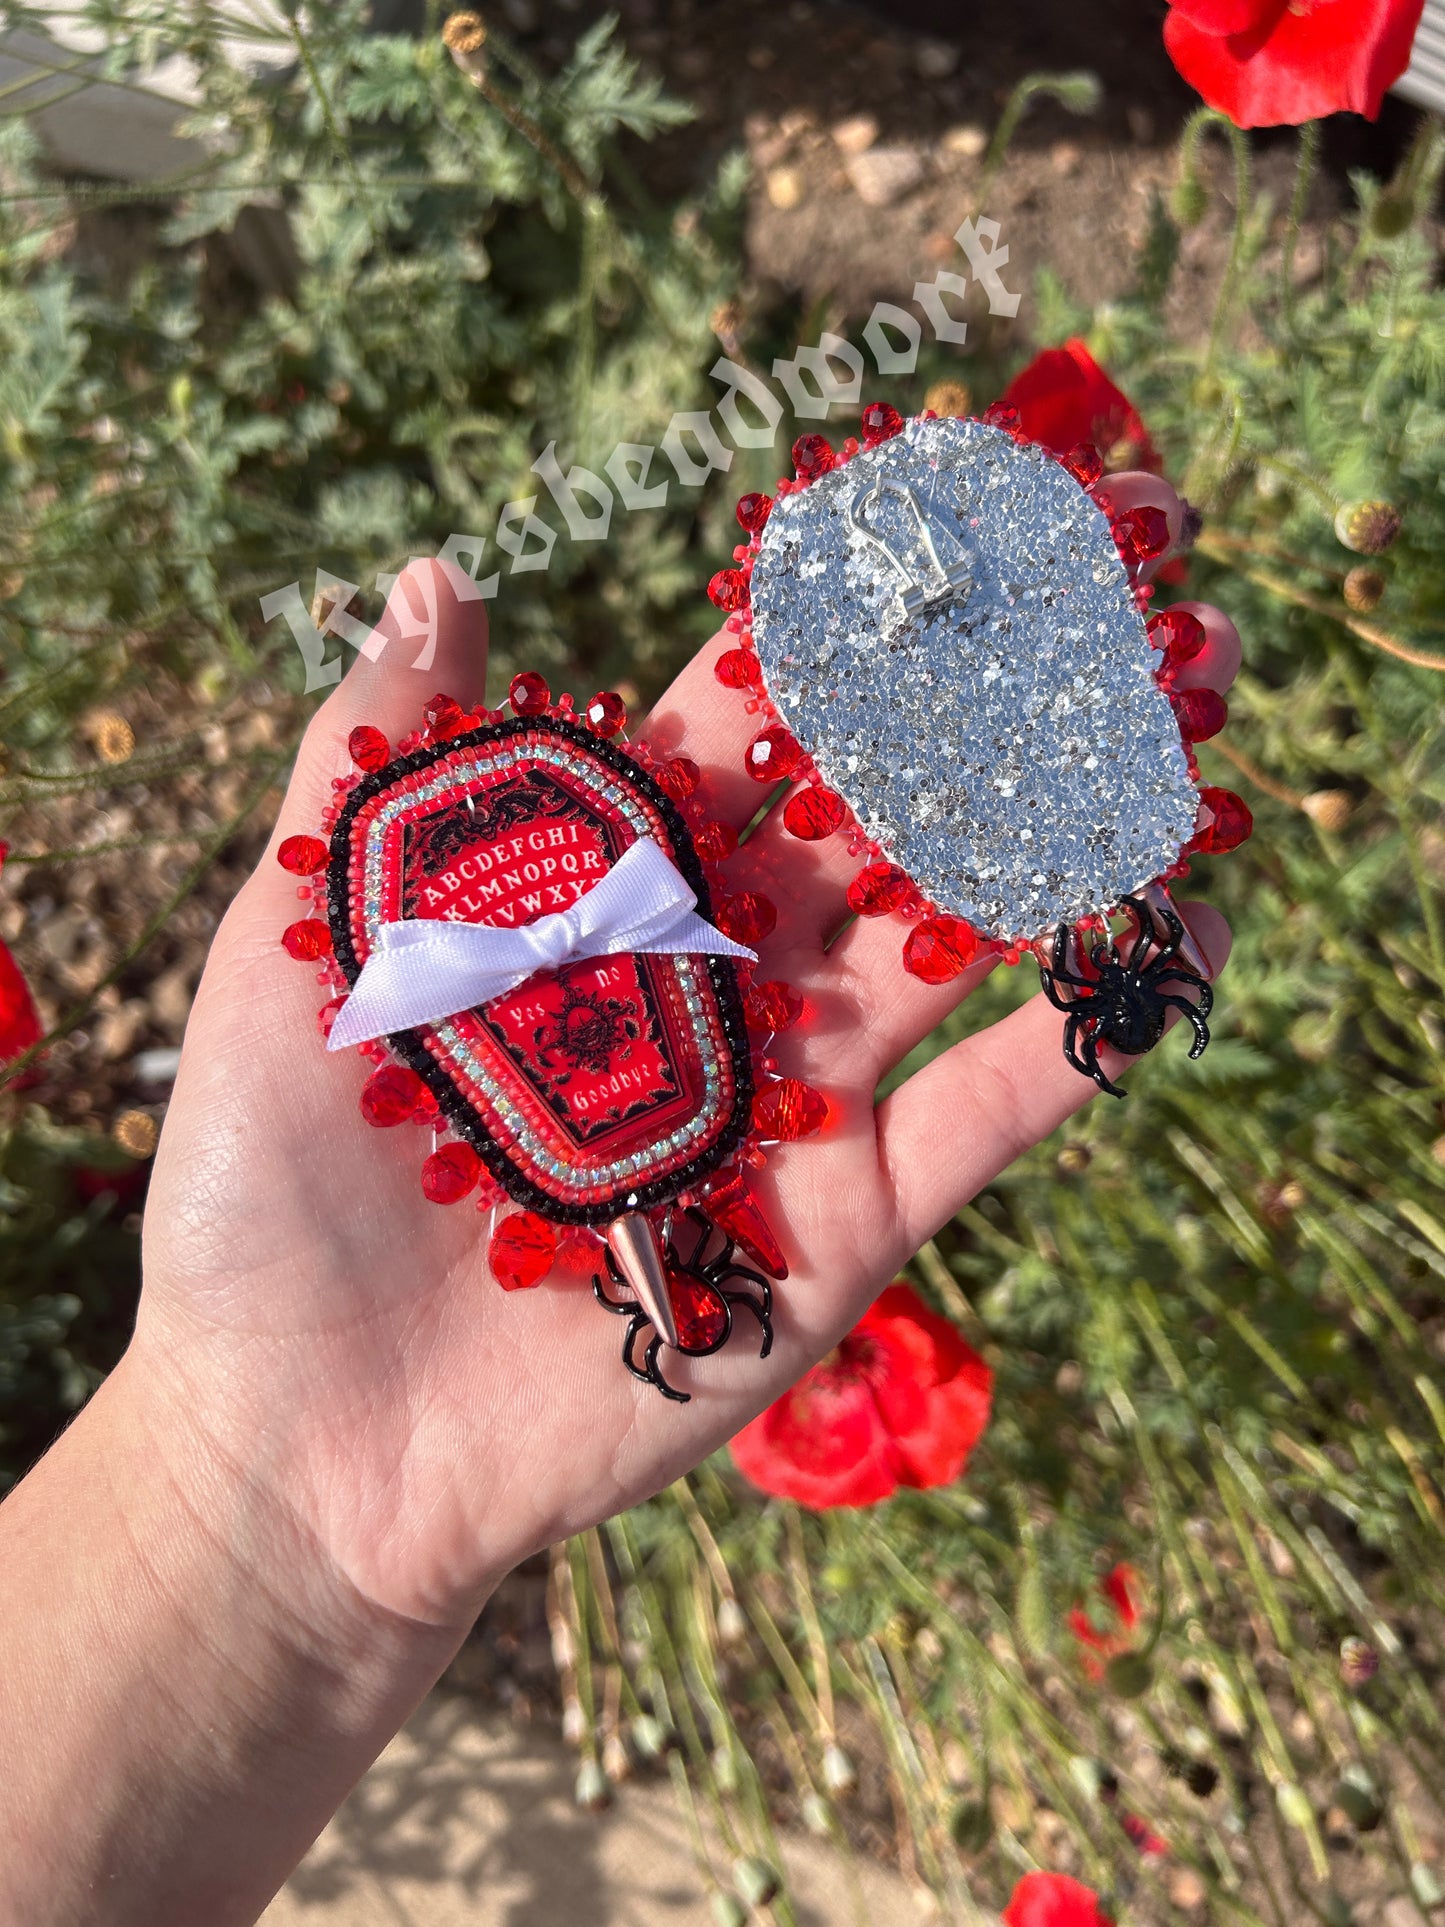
138,519,1232,1632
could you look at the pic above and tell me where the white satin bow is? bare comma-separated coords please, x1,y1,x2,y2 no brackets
327,835,756,1050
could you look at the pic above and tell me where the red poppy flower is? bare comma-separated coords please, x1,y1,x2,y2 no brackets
1068,1562,1142,1679
999,340,1160,473
730,1283,993,1510
0,844,41,1068
1003,1872,1116,1927
1163,0,1425,127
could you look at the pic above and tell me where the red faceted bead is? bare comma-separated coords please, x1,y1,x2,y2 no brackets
1115,505,1172,562
585,690,627,737
424,692,467,739
983,401,1022,433
318,995,347,1038
783,785,846,840
716,891,777,946
1192,786,1253,855
509,670,551,716
1147,607,1208,668
1172,687,1228,742
708,568,749,612
745,726,801,783
736,492,773,535
348,724,390,773
489,1210,557,1291
695,819,739,863
671,1273,729,1351
903,915,980,984
846,862,913,917
714,647,762,691
281,918,333,962
654,756,701,801
792,434,836,482
277,834,327,876
360,1063,427,1127
1063,443,1104,488
752,1077,827,1141
422,1140,481,1204
745,979,803,1033
859,400,904,448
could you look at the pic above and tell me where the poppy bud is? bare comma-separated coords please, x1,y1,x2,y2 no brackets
1106,1652,1154,1699
1303,790,1353,834
573,1759,613,1811
1172,172,1210,229
732,1857,781,1907
822,1744,857,1795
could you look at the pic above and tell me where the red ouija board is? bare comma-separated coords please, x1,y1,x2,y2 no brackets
326,717,753,1224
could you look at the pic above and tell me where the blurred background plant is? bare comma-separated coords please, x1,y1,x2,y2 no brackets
2,2,1445,1922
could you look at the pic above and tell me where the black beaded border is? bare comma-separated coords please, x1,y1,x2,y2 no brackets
324,712,754,1227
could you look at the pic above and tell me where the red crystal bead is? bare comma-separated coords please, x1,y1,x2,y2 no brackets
752,1077,827,1141
277,834,328,876
509,670,551,716
348,724,390,773
715,646,762,690
695,820,739,863
655,756,701,801
903,915,980,984
585,691,627,737
318,995,347,1038
984,401,1022,433
1172,687,1228,742
1191,786,1253,855
1147,607,1208,667
670,1272,730,1351
745,726,801,783
736,492,773,535
1063,443,1105,488
708,568,750,613
281,919,333,962
422,1141,481,1204
360,1063,427,1127
702,1168,789,1279
783,785,846,840
1115,505,1172,563
859,400,904,448
424,692,467,739
716,891,777,945
489,1210,557,1291
792,434,836,482
846,862,913,917
745,979,803,1032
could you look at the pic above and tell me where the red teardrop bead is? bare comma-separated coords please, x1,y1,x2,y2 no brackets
1172,687,1228,742
846,862,913,917
670,1272,730,1351
714,647,762,691
695,820,739,864
1191,786,1253,855
708,568,749,612
281,918,333,962
655,756,701,801
348,724,390,773
702,1168,789,1278
745,726,801,783
360,1063,427,1127
509,670,551,716
716,891,777,946
421,1141,481,1204
744,979,803,1032
792,434,835,482
783,785,846,840
424,692,467,739
859,400,904,448
752,1078,827,1141
1147,607,1208,667
1063,443,1104,487
903,915,980,985
736,492,773,535
585,691,627,737
277,834,328,876
489,1210,557,1291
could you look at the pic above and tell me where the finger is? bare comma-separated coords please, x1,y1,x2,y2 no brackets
715,794,861,954
1165,600,1243,695
1101,470,1184,585
638,628,784,836
812,910,1001,1077
879,901,1232,1252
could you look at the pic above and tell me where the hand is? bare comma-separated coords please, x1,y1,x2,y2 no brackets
134,475,1234,1636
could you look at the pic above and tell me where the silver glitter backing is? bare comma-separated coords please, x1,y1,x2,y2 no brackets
748,416,1200,942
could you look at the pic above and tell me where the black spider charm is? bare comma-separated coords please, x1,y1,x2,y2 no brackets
593,1207,773,1403
1038,893,1212,1099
